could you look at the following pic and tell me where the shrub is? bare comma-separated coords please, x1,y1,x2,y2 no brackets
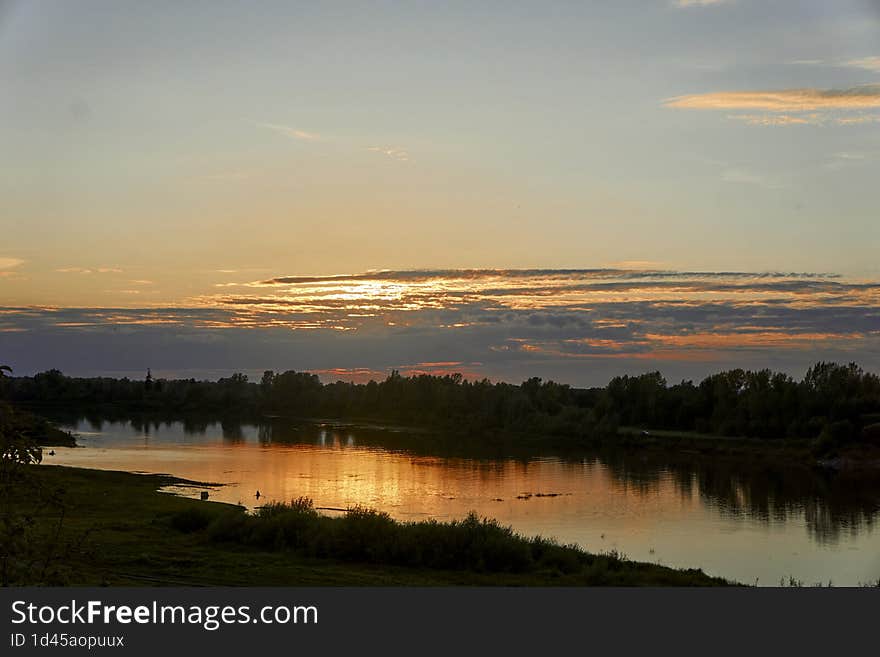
190,498,726,584
205,509,249,542
814,419,856,455
168,507,214,533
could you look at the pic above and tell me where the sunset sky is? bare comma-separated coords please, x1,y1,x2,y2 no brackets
2,1,879,384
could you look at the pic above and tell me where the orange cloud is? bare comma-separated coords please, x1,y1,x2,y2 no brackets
643,331,862,350
0,257,24,270
727,113,822,126
665,86,880,112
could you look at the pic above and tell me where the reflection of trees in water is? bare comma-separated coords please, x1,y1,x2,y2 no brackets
220,419,244,443
130,417,156,436
255,420,880,544
799,476,880,544
593,450,880,545
258,423,273,445
257,421,364,450
56,411,880,545
181,417,209,436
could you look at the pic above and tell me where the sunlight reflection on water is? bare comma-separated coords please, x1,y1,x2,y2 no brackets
45,416,880,586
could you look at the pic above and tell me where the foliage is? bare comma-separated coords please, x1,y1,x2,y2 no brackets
2,361,879,450
0,394,71,585
174,498,724,583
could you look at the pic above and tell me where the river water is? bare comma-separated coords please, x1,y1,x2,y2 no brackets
46,415,880,586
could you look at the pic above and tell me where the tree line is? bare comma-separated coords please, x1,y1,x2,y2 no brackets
1,362,879,448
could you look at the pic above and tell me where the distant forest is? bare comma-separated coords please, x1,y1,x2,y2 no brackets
2,363,879,449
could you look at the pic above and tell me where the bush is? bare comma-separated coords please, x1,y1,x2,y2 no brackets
813,419,856,455
205,509,250,542
168,507,215,533
249,498,321,550
194,500,543,573
174,497,728,583
334,507,398,561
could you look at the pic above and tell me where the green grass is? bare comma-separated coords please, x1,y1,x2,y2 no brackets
10,465,732,586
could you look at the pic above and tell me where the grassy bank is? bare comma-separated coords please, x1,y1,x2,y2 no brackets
39,423,77,447
0,402,76,448
9,465,731,586
615,426,880,468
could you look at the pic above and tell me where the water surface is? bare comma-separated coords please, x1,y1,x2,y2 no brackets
46,415,880,586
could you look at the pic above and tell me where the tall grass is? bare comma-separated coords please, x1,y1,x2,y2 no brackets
169,499,726,584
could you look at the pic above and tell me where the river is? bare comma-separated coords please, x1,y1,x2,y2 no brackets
45,415,880,586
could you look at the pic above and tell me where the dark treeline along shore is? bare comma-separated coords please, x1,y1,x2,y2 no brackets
3,361,880,460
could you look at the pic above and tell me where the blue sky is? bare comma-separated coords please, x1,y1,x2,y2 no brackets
1,1,878,383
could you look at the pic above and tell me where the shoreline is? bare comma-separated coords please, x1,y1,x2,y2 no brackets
36,408,880,470
9,464,734,587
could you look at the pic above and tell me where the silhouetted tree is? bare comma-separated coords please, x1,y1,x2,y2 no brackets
1,362,878,449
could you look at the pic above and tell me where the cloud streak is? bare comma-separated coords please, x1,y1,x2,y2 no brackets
56,267,123,274
673,0,730,7
249,269,839,287
0,257,24,270
254,123,414,163
845,56,880,73
665,85,880,112
255,122,321,142
366,146,409,162
727,113,820,126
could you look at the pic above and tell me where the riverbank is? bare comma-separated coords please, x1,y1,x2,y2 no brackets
0,402,76,448
280,416,880,468
14,394,879,467
35,411,880,470
614,426,880,470
9,465,732,586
